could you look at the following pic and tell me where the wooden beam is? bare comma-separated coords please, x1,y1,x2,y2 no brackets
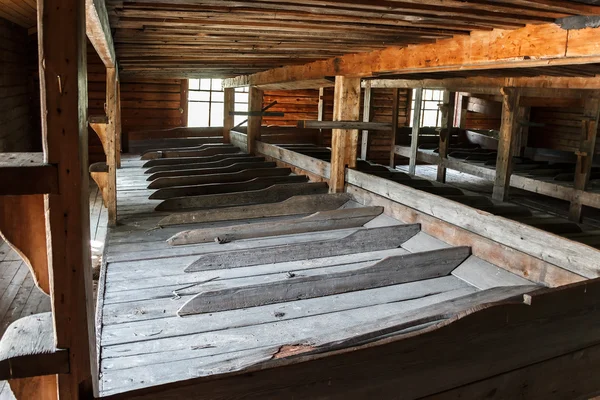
247,87,263,155
408,88,423,175
569,98,600,221
116,79,122,167
178,246,470,315
390,88,400,168
493,88,521,202
223,87,234,143
361,81,372,160
230,111,284,117
298,121,391,130
85,0,116,68
317,87,326,146
38,0,97,396
106,67,118,226
330,76,361,193
436,91,456,183
224,24,600,88
0,153,58,195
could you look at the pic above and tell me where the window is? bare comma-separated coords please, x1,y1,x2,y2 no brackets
187,78,249,128
409,89,445,128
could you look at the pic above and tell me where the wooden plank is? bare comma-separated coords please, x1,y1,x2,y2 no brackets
144,154,262,170
298,121,391,130
436,91,456,183
0,313,69,379
147,161,277,181
247,87,263,155
157,193,351,227
179,246,469,315
167,206,383,245
492,88,521,202
106,67,118,226
452,255,536,290
156,182,329,211
149,175,308,200
409,88,423,175
389,88,400,167
0,153,58,195
39,0,97,395
223,87,234,143
185,224,420,271
330,76,361,192
148,167,292,189
569,98,600,221
85,0,115,67
361,81,372,160
141,145,240,160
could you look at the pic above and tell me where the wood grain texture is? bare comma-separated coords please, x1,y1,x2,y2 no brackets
167,206,383,245
0,154,58,195
143,154,255,169
148,167,292,189
178,246,470,315
185,224,420,271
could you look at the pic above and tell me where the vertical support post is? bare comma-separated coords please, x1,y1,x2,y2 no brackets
247,86,263,155
106,67,118,226
360,81,372,160
458,94,469,129
317,87,325,146
330,76,361,193
115,76,122,168
437,91,456,183
492,88,521,202
569,98,600,221
223,87,235,143
409,88,423,175
180,79,189,128
38,0,97,397
389,88,400,167
514,106,531,157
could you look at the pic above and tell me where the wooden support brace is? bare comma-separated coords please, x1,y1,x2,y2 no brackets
88,115,108,156
89,162,109,207
223,87,234,143
409,88,424,175
437,91,457,183
247,87,264,155
492,88,521,202
0,153,58,195
317,87,326,146
569,98,600,221
390,88,400,168
330,76,361,193
361,81,372,160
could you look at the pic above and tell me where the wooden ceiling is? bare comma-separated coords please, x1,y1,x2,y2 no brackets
107,0,600,79
0,0,36,29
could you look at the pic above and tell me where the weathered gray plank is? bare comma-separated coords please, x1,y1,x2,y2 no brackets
141,144,240,160
149,175,308,200
185,224,421,271
451,255,536,289
178,247,470,315
147,161,276,181
144,156,264,172
167,206,383,245
148,167,292,189
155,182,329,211
158,193,351,227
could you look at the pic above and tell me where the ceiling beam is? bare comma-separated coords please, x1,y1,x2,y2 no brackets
223,23,600,88
86,0,116,68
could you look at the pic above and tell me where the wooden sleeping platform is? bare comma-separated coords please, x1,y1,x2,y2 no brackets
96,144,600,399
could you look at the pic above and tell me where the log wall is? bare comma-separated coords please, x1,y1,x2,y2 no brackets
0,18,40,152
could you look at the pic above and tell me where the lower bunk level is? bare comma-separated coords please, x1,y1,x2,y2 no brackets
96,145,600,399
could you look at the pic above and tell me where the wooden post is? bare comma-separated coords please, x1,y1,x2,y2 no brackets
492,88,521,202
180,79,189,128
330,76,361,193
223,87,235,143
569,98,600,221
38,0,97,397
458,94,469,129
514,106,531,157
409,88,423,175
437,91,456,183
115,77,122,168
390,88,400,167
361,81,372,160
106,67,118,226
317,87,325,146
247,86,263,154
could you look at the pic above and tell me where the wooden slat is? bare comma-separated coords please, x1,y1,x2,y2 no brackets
148,167,292,189
185,224,420,271
298,121,391,130
167,206,383,245
146,161,275,181
178,246,470,315
0,153,58,195
143,154,260,169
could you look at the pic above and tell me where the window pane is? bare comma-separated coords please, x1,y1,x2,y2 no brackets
212,92,224,102
235,103,248,112
235,93,248,103
422,110,438,127
188,102,210,127
189,91,210,101
210,103,224,127
211,79,222,91
236,87,249,93
234,116,247,127
189,79,199,90
200,79,211,90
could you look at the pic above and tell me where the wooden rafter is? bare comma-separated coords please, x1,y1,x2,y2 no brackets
86,0,116,67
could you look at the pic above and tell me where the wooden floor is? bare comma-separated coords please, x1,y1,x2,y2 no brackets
0,182,107,399
97,153,538,396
